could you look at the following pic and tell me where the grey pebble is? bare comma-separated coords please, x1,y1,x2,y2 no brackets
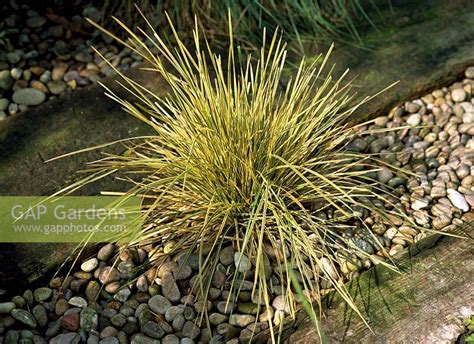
12,88,46,106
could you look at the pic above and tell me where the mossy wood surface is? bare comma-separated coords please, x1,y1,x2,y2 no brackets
284,224,474,343
0,0,472,299
333,0,474,121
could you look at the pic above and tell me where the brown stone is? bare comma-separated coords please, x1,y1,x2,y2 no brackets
60,312,79,331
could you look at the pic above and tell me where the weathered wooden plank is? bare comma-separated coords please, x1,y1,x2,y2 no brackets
285,223,474,343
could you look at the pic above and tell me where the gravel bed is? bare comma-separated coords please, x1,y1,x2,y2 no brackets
0,65,472,344
0,1,145,120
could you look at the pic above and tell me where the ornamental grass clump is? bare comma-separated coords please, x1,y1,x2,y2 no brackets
77,14,408,339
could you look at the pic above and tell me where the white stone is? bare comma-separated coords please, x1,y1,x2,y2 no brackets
81,258,99,272
460,102,474,113
10,68,22,80
466,66,474,79
272,295,290,314
383,227,397,240
411,198,430,211
406,113,421,126
462,112,474,124
68,296,87,308
451,88,466,102
447,189,469,212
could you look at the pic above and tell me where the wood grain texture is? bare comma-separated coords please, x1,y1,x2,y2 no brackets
284,223,474,343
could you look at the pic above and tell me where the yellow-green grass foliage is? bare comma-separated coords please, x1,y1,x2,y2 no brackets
78,14,408,341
